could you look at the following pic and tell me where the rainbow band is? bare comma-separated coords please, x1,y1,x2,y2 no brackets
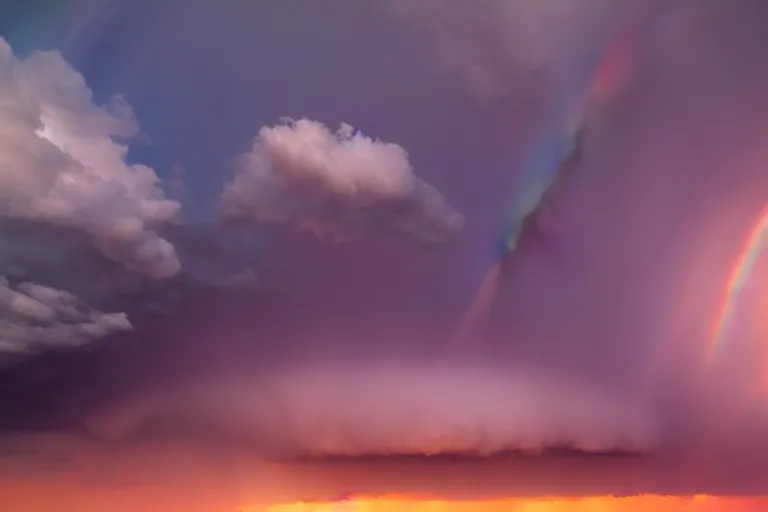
495,20,640,262
710,205,768,359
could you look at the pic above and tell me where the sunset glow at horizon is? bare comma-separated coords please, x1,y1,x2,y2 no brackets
0,488,762,511
252,495,768,512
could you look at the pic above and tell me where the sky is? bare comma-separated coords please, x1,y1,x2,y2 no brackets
1,0,768,510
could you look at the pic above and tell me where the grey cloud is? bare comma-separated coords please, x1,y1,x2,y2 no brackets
0,275,131,355
0,218,262,349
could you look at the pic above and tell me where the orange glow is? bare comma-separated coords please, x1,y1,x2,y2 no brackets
3,475,768,512
253,495,768,512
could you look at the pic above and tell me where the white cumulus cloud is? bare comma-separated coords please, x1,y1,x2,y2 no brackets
219,118,464,244
0,37,181,280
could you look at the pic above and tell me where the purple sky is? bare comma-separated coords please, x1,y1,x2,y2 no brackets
1,0,768,499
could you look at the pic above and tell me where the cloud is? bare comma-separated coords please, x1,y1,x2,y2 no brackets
0,217,262,355
0,37,266,356
218,118,464,244
390,0,667,102
0,37,181,280
1,1,768,504
0,275,131,355
85,362,656,458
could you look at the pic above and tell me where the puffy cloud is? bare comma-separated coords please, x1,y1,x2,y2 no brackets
0,36,181,280
0,37,268,356
0,275,131,355
0,218,262,355
85,362,656,458
219,118,464,244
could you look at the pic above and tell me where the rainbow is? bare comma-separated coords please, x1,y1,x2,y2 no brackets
710,204,768,359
